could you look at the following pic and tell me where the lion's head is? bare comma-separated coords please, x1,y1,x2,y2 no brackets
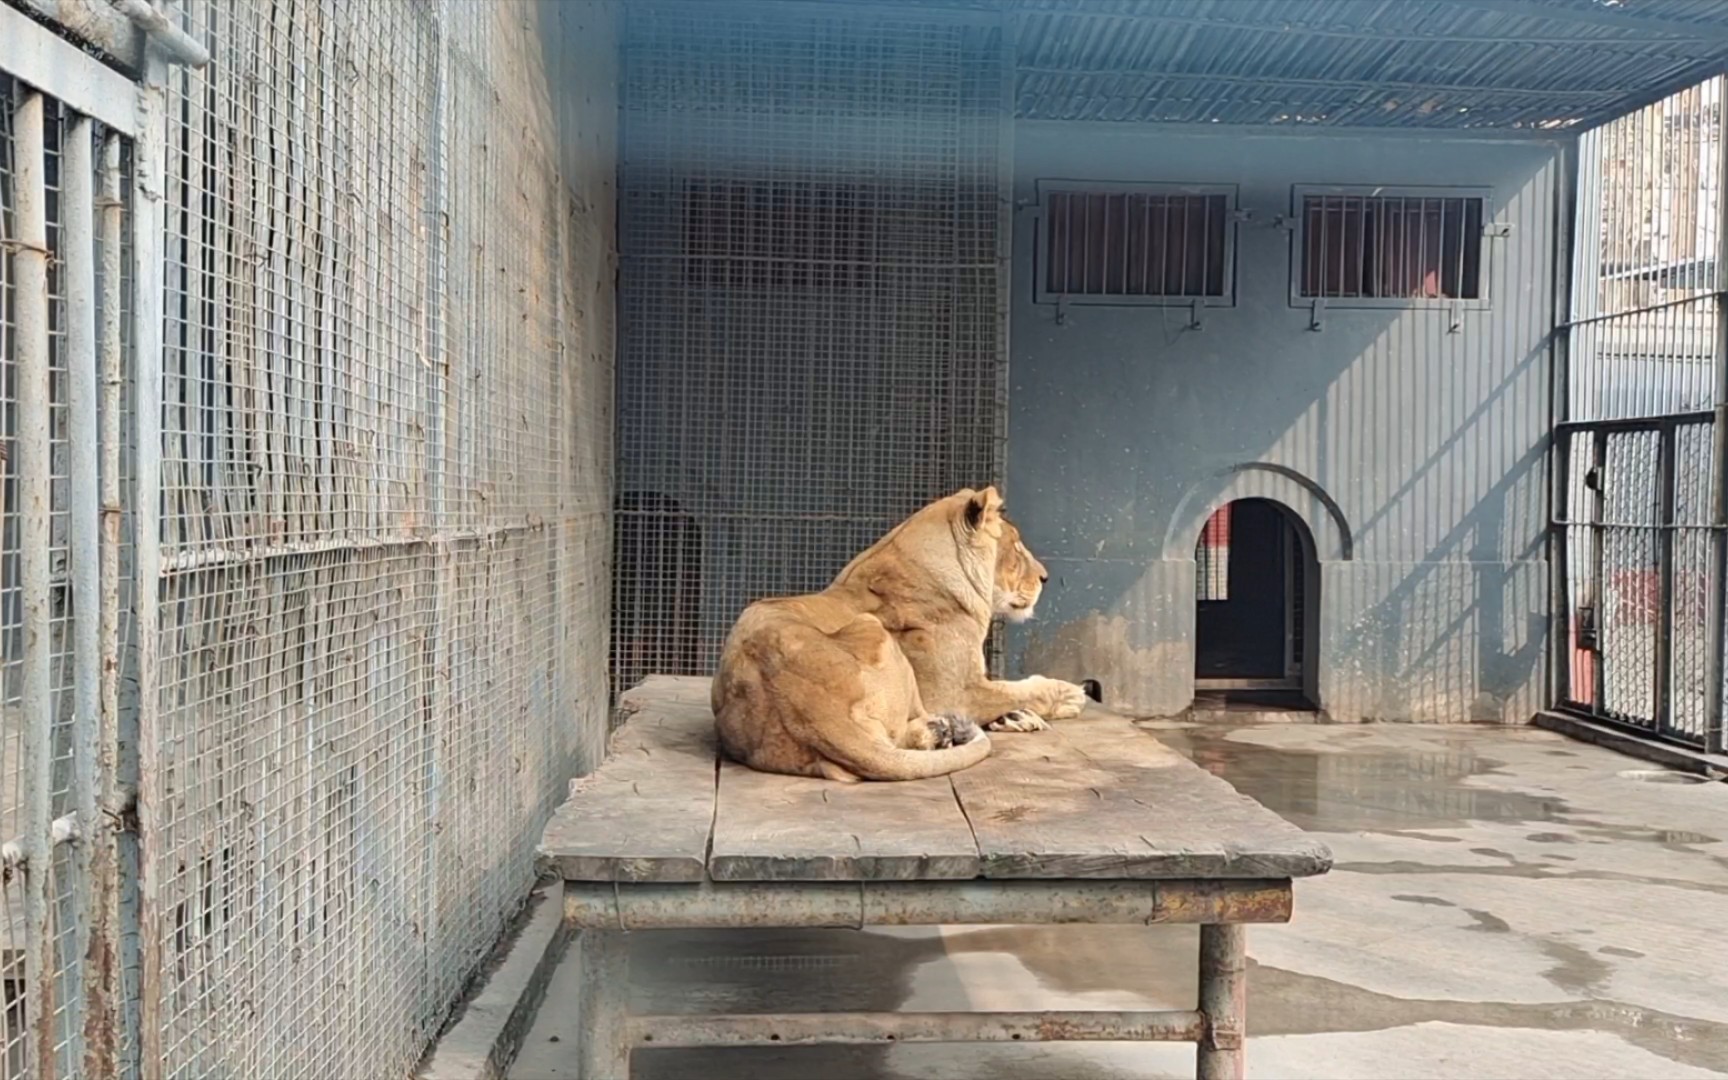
961,488,1047,623
992,518,1048,622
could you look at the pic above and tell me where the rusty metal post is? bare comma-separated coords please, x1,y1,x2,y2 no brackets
64,108,103,1077
12,83,60,1080
576,930,631,1080
131,48,170,1080
1196,924,1247,1080
87,128,127,1079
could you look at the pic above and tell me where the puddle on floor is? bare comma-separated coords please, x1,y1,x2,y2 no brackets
1152,726,1571,833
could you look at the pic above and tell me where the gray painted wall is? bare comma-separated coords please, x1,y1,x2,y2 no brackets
1005,122,1562,722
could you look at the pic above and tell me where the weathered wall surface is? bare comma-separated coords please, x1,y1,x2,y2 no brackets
1005,122,1560,723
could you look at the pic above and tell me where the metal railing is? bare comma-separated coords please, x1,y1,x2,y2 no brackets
1557,75,1728,755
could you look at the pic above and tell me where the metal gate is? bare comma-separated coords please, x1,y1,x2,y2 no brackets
611,1,1013,694
1557,75,1728,754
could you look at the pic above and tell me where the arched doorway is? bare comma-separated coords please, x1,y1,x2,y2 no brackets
1193,498,1318,707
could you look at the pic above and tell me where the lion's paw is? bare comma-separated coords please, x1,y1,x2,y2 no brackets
987,709,1050,733
928,713,983,748
1043,679,1088,720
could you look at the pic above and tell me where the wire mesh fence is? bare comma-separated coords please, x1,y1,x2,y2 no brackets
140,3,615,1076
4,0,615,1076
1560,75,1727,753
612,1,1012,694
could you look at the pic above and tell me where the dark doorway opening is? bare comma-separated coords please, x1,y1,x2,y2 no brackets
1194,498,1315,706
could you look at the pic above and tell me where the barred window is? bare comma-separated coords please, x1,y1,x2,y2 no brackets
1037,183,1235,304
1295,189,1487,303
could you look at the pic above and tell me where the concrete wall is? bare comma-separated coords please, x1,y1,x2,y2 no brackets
1005,122,1562,723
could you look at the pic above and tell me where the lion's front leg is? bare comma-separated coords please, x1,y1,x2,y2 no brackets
962,675,1088,732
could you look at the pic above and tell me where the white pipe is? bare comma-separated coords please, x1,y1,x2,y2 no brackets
110,0,208,67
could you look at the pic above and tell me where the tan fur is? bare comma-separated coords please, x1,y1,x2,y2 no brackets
832,492,1088,734
711,487,1086,782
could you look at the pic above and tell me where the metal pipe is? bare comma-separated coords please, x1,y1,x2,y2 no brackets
12,85,61,1080
1707,73,1728,756
1654,426,1678,734
65,110,102,1076
88,128,126,1080
562,879,1293,930
109,0,209,67
1197,923,1248,1080
131,50,170,1080
629,1009,1209,1048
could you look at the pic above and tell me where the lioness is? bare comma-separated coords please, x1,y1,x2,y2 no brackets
711,486,1088,781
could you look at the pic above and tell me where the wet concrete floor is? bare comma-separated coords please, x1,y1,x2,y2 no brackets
512,722,1728,1079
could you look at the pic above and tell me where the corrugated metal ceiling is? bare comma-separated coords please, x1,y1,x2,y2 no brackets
1011,0,1728,129
798,0,1728,130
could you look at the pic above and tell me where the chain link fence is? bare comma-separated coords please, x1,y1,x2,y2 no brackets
0,1,617,1076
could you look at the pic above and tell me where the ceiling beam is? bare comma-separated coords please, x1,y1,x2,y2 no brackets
1017,65,1626,101
1428,0,1728,40
1015,5,1715,51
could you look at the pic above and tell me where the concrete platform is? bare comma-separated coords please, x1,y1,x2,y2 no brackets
510,721,1728,1080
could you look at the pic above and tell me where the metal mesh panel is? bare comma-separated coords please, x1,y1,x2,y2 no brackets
614,2,1011,693
144,2,615,1077
1670,421,1717,742
1569,79,1722,423
1597,431,1662,722
1560,74,1727,753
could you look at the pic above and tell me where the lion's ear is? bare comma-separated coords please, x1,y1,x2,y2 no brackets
964,486,1004,532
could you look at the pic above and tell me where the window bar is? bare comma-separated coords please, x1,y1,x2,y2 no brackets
1081,192,1092,296
1117,193,1129,297
1179,194,1193,299
1133,191,1147,295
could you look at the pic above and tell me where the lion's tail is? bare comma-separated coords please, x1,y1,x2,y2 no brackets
810,716,992,781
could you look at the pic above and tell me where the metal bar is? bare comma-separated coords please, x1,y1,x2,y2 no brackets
131,50,171,1080
1655,425,1678,733
88,128,126,1078
0,4,140,135
1016,63,1623,101
110,0,211,67
1553,519,1705,530
562,879,1295,930
65,109,102,1076
1709,73,1728,755
1197,924,1247,1080
12,84,60,1080
1553,703,1715,753
1549,136,1577,710
575,931,630,1080
630,1009,1209,1048
1557,410,1716,434
1559,293,1715,331
1591,429,1609,714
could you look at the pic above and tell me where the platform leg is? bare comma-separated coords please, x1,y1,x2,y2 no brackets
576,929,631,1080
1196,923,1246,1080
